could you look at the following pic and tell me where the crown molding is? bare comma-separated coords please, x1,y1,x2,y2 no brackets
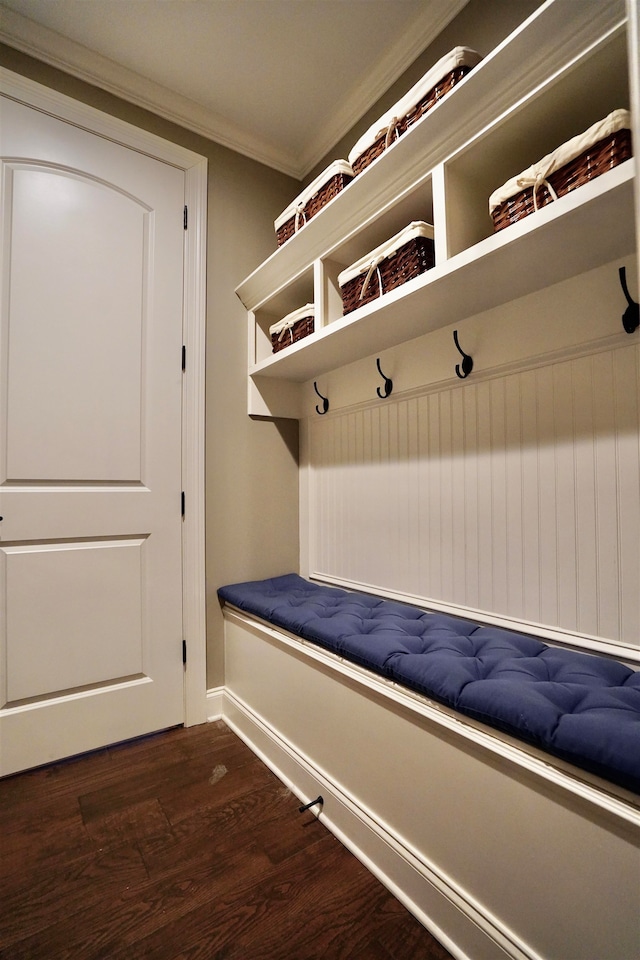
0,5,302,177
0,0,470,180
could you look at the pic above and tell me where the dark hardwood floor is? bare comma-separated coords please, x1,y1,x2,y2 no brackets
0,721,453,960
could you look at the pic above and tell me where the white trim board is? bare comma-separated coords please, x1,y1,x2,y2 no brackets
1,67,209,728
207,686,224,722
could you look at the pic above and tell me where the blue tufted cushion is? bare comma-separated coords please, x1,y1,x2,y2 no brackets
219,574,640,793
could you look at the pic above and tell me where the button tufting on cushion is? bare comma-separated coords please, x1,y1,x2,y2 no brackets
219,574,640,793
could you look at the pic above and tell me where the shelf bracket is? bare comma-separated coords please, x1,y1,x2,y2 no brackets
453,330,473,379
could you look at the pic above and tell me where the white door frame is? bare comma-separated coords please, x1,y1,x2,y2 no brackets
0,67,208,727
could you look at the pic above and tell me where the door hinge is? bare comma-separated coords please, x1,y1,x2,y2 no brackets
182,344,186,371
182,639,187,665
183,205,188,230
181,491,185,517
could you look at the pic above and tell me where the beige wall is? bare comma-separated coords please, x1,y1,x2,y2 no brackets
0,44,302,689
304,0,541,185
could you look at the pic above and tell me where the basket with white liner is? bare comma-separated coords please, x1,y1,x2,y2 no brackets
489,108,632,232
348,46,482,176
269,304,315,353
338,221,435,315
274,160,354,246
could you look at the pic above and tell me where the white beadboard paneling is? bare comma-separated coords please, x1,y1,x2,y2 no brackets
615,345,640,641
488,378,509,616
462,384,480,611
573,357,599,634
553,362,579,631
520,369,541,624
306,342,640,653
592,350,621,640
505,374,526,618
475,380,494,614
536,364,560,628
406,398,421,590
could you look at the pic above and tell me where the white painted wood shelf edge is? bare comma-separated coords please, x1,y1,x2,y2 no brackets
250,163,635,384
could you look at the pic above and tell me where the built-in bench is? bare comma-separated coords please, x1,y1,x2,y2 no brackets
219,573,640,793
218,573,640,960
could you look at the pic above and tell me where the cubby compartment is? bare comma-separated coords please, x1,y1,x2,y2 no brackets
250,266,314,367
238,0,636,417
322,179,435,324
443,25,630,257
331,180,434,274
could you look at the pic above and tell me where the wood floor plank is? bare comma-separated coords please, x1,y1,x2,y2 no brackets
107,830,354,960
206,836,399,960
374,913,455,960
0,804,93,881
78,728,268,825
0,842,148,951
0,748,111,810
84,796,173,845
0,722,453,960
157,749,280,825
139,782,302,881
355,940,397,960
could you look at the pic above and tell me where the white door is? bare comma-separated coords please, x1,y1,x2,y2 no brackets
0,95,186,776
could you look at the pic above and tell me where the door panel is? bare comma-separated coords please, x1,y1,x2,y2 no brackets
0,95,185,775
5,164,145,481
3,538,145,702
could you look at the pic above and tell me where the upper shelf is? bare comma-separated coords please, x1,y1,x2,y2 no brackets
249,162,635,382
236,0,627,314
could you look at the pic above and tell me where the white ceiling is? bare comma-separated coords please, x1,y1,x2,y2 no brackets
0,0,467,178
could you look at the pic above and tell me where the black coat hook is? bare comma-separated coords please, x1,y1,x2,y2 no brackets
314,381,329,415
453,330,473,379
619,266,639,334
376,358,393,398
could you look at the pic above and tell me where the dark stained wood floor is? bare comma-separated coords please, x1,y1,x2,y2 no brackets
0,721,454,960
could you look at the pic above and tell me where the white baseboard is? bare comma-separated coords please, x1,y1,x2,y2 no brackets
206,685,224,721
221,686,527,960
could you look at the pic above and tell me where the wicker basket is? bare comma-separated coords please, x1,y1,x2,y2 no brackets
349,47,481,176
275,160,354,246
269,304,315,353
490,110,632,232
338,222,435,315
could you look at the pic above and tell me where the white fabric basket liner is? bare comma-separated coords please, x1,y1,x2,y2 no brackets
338,221,434,288
274,160,353,230
269,303,315,337
348,46,481,165
489,108,631,212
